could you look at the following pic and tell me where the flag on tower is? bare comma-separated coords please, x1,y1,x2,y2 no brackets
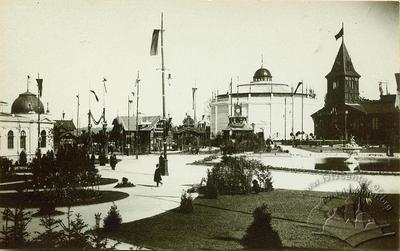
335,27,343,40
36,78,43,97
150,29,160,56
90,90,99,102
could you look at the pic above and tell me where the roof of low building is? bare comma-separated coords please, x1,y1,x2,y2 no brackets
113,115,162,131
54,120,76,131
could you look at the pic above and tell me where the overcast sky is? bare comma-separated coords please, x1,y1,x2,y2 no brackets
0,0,398,127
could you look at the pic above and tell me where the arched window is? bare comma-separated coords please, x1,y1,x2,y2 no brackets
40,130,46,148
20,130,26,150
8,130,14,149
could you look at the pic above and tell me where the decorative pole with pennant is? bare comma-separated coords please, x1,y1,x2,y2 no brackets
36,74,43,151
151,12,168,175
135,71,140,160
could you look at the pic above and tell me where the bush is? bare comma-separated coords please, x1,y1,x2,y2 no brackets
179,191,194,213
0,157,13,179
114,177,135,188
242,203,282,249
110,154,117,170
103,204,122,233
19,151,27,166
99,153,107,166
205,172,218,199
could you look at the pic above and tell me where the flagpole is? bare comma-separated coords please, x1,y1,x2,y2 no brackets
230,78,233,117
88,88,92,155
77,94,80,137
342,22,344,44
161,12,168,176
37,73,41,151
136,71,140,160
291,86,294,147
102,78,107,157
301,80,304,142
128,95,130,156
284,97,287,141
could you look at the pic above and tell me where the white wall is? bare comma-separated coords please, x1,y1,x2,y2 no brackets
211,94,319,140
0,117,54,162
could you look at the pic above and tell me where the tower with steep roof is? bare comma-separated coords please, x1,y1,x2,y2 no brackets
325,41,361,107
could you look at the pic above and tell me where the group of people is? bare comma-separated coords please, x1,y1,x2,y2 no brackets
106,152,164,187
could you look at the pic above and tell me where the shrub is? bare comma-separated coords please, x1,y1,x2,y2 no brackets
0,157,13,179
99,153,107,166
114,177,135,188
242,203,282,249
110,154,117,170
19,151,27,166
103,203,122,233
205,172,218,199
179,191,194,213
207,156,254,195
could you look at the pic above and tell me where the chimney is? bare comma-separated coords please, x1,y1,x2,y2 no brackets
395,73,400,92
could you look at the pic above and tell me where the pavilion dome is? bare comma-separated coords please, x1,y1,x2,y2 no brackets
253,67,272,82
11,91,44,114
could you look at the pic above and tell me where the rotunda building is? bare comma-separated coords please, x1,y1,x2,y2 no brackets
210,65,318,140
0,85,53,161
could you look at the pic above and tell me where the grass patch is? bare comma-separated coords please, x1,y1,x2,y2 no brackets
0,177,119,191
107,189,399,250
0,174,31,184
0,190,129,208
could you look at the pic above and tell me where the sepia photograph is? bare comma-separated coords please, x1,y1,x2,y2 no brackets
0,0,399,250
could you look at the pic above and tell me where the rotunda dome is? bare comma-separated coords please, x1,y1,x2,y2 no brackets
11,91,44,114
253,67,272,82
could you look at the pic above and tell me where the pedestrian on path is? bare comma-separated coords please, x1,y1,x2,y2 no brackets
154,164,163,187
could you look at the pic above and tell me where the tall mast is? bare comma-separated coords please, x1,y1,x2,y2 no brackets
36,73,41,151
136,71,140,160
76,94,80,136
342,22,344,44
301,80,304,141
161,12,168,175
230,78,233,116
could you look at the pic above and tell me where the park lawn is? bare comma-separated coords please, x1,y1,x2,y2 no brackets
0,177,119,191
108,189,399,250
0,190,129,208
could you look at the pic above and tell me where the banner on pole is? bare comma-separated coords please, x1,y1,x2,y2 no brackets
150,29,160,56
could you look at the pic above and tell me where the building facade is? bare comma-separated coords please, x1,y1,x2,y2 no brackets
210,66,318,140
0,90,54,162
312,40,400,146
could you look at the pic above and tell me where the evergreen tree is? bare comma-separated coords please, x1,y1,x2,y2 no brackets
103,204,122,233
34,215,64,248
242,203,282,249
0,207,32,248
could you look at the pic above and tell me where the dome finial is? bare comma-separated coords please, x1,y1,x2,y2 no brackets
27,75,30,92
261,54,264,67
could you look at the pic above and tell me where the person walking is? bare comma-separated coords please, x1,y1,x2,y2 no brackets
154,164,162,187
159,154,165,175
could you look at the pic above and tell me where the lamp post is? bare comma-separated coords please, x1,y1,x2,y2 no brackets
291,87,294,147
344,110,349,143
127,95,133,155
